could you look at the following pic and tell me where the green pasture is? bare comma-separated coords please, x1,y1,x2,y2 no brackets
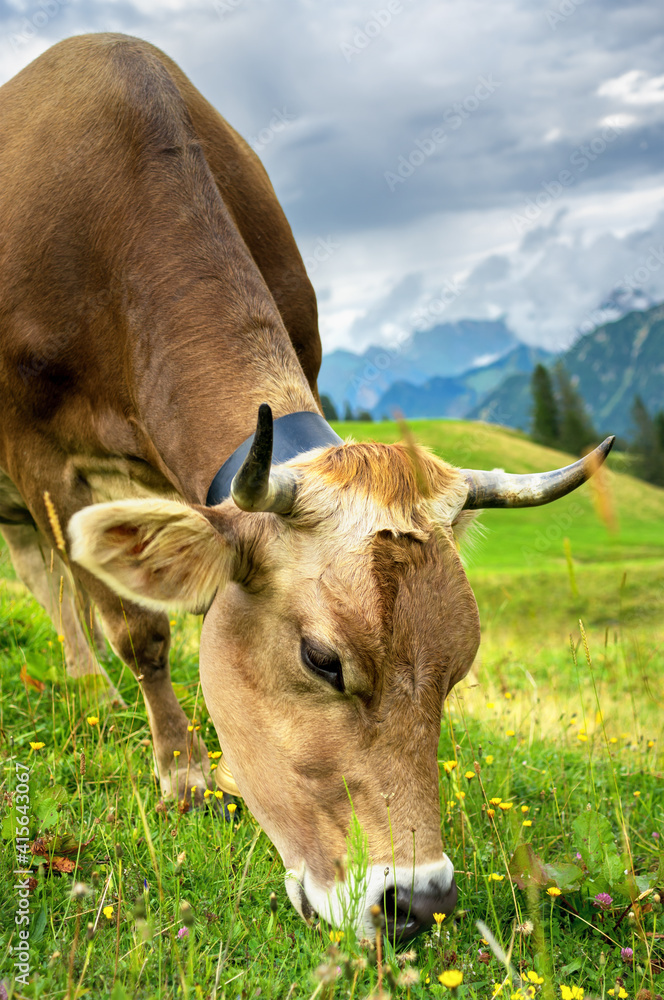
0,419,662,998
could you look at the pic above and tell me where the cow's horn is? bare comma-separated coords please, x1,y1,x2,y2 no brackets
460,436,615,510
230,404,298,514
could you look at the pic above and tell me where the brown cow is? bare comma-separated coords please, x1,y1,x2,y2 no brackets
0,34,613,939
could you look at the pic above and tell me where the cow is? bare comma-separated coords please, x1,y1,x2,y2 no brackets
0,33,613,940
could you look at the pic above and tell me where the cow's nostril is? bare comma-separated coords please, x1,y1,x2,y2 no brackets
379,878,458,944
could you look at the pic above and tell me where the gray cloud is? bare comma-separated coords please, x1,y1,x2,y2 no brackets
0,0,662,350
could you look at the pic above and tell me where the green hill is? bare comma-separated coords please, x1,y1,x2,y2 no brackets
331,418,664,571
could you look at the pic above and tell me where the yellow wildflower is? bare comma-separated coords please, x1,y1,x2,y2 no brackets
523,971,544,984
577,733,588,742
464,771,475,780
203,789,213,799
329,929,344,942
487,808,496,818
522,820,533,827
208,751,222,759
455,791,466,800
489,797,502,806
443,760,458,774
29,742,45,750
103,905,114,920
521,805,529,813
633,790,641,798
609,737,617,744
547,887,561,897
433,912,446,925
439,970,463,988
485,754,494,764
486,701,495,709
214,790,224,799
86,716,99,727
173,750,181,758
498,801,513,811
560,987,584,1000
504,691,512,699
506,729,515,737
489,873,504,881
227,803,237,814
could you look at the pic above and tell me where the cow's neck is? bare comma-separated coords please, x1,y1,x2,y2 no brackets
126,295,320,505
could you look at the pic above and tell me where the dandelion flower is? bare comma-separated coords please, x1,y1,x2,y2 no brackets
329,929,344,942
522,820,533,827
86,716,99,727
103,905,114,920
208,751,222,759
577,733,588,742
498,802,513,811
465,771,475,780
504,691,512,700
633,790,641,798
187,725,193,732
455,791,466,800
609,737,617,744
647,740,655,748
30,741,45,750
439,970,463,988
485,754,494,764
506,729,515,737
433,912,446,925
489,873,504,881
489,797,502,806
227,803,237,815
487,808,496,818
214,790,224,799
443,760,458,774
521,805,529,813
173,750,181,758
547,887,561,897
203,789,213,799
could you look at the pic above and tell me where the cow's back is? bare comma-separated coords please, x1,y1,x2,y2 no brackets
0,33,320,398
0,33,320,512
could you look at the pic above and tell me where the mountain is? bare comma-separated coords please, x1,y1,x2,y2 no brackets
372,344,552,419
470,304,664,437
318,318,517,413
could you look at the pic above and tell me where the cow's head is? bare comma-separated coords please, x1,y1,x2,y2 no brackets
69,407,613,940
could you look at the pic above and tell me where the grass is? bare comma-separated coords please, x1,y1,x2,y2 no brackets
1,418,663,999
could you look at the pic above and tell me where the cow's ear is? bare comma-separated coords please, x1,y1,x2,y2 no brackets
68,499,235,612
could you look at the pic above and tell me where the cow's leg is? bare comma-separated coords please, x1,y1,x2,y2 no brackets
92,595,213,807
1,523,122,703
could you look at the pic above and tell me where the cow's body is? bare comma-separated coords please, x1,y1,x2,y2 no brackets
1,34,613,939
0,33,322,737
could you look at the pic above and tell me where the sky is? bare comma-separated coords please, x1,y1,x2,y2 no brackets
2,0,664,354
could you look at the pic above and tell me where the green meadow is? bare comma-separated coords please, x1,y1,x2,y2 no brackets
1,419,662,999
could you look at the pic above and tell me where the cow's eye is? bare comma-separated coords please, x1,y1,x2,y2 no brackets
301,639,344,692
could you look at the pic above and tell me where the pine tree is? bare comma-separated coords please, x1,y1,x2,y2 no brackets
356,409,373,422
530,364,559,446
630,396,664,486
342,402,354,421
554,362,596,455
320,394,338,421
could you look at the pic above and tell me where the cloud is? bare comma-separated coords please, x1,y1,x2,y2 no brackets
0,0,662,352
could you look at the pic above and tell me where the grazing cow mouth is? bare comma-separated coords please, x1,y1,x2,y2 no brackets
284,858,458,944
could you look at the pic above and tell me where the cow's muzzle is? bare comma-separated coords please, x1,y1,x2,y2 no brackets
378,876,458,943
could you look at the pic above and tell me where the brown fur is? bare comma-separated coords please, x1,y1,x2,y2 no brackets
2,35,482,904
